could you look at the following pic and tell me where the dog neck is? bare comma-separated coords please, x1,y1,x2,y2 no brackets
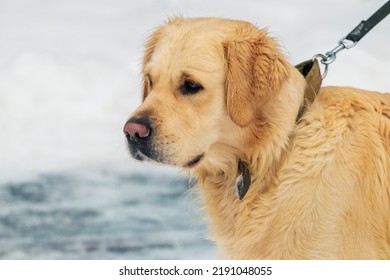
235,60,322,200
192,67,307,258
193,134,289,258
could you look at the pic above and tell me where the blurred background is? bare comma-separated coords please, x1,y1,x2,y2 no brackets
0,0,389,259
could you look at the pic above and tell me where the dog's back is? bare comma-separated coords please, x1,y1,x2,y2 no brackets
268,86,390,259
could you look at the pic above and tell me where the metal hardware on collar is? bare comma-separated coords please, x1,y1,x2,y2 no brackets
311,54,329,79
235,159,251,200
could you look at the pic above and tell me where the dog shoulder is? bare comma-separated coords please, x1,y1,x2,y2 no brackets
270,86,390,258
293,86,390,176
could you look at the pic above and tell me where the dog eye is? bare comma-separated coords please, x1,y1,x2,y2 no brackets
146,75,153,89
180,80,203,95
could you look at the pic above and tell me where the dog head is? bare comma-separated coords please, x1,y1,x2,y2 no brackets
123,17,291,168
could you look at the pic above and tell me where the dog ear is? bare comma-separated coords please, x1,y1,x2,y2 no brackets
224,28,288,127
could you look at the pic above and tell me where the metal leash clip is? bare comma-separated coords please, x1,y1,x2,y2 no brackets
312,38,357,79
322,37,357,65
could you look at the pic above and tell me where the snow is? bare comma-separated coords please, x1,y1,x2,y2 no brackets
0,0,389,259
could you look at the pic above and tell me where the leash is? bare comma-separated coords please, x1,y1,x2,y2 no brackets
236,1,390,200
319,0,390,69
295,0,390,122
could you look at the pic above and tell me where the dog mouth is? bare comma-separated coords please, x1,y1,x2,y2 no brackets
128,137,204,168
131,145,204,169
183,154,204,168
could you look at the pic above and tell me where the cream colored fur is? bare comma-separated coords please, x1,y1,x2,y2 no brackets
128,17,390,259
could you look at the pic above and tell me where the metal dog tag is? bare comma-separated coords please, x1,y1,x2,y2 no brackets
235,160,251,200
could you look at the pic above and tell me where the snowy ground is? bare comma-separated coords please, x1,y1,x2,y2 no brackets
0,0,389,259
0,164,214,259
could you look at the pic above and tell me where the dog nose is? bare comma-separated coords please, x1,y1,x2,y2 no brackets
123,119,151,142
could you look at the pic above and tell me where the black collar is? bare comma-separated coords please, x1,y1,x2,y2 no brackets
235,59,322,200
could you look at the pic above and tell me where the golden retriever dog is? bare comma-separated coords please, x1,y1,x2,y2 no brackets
123,17,390,259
